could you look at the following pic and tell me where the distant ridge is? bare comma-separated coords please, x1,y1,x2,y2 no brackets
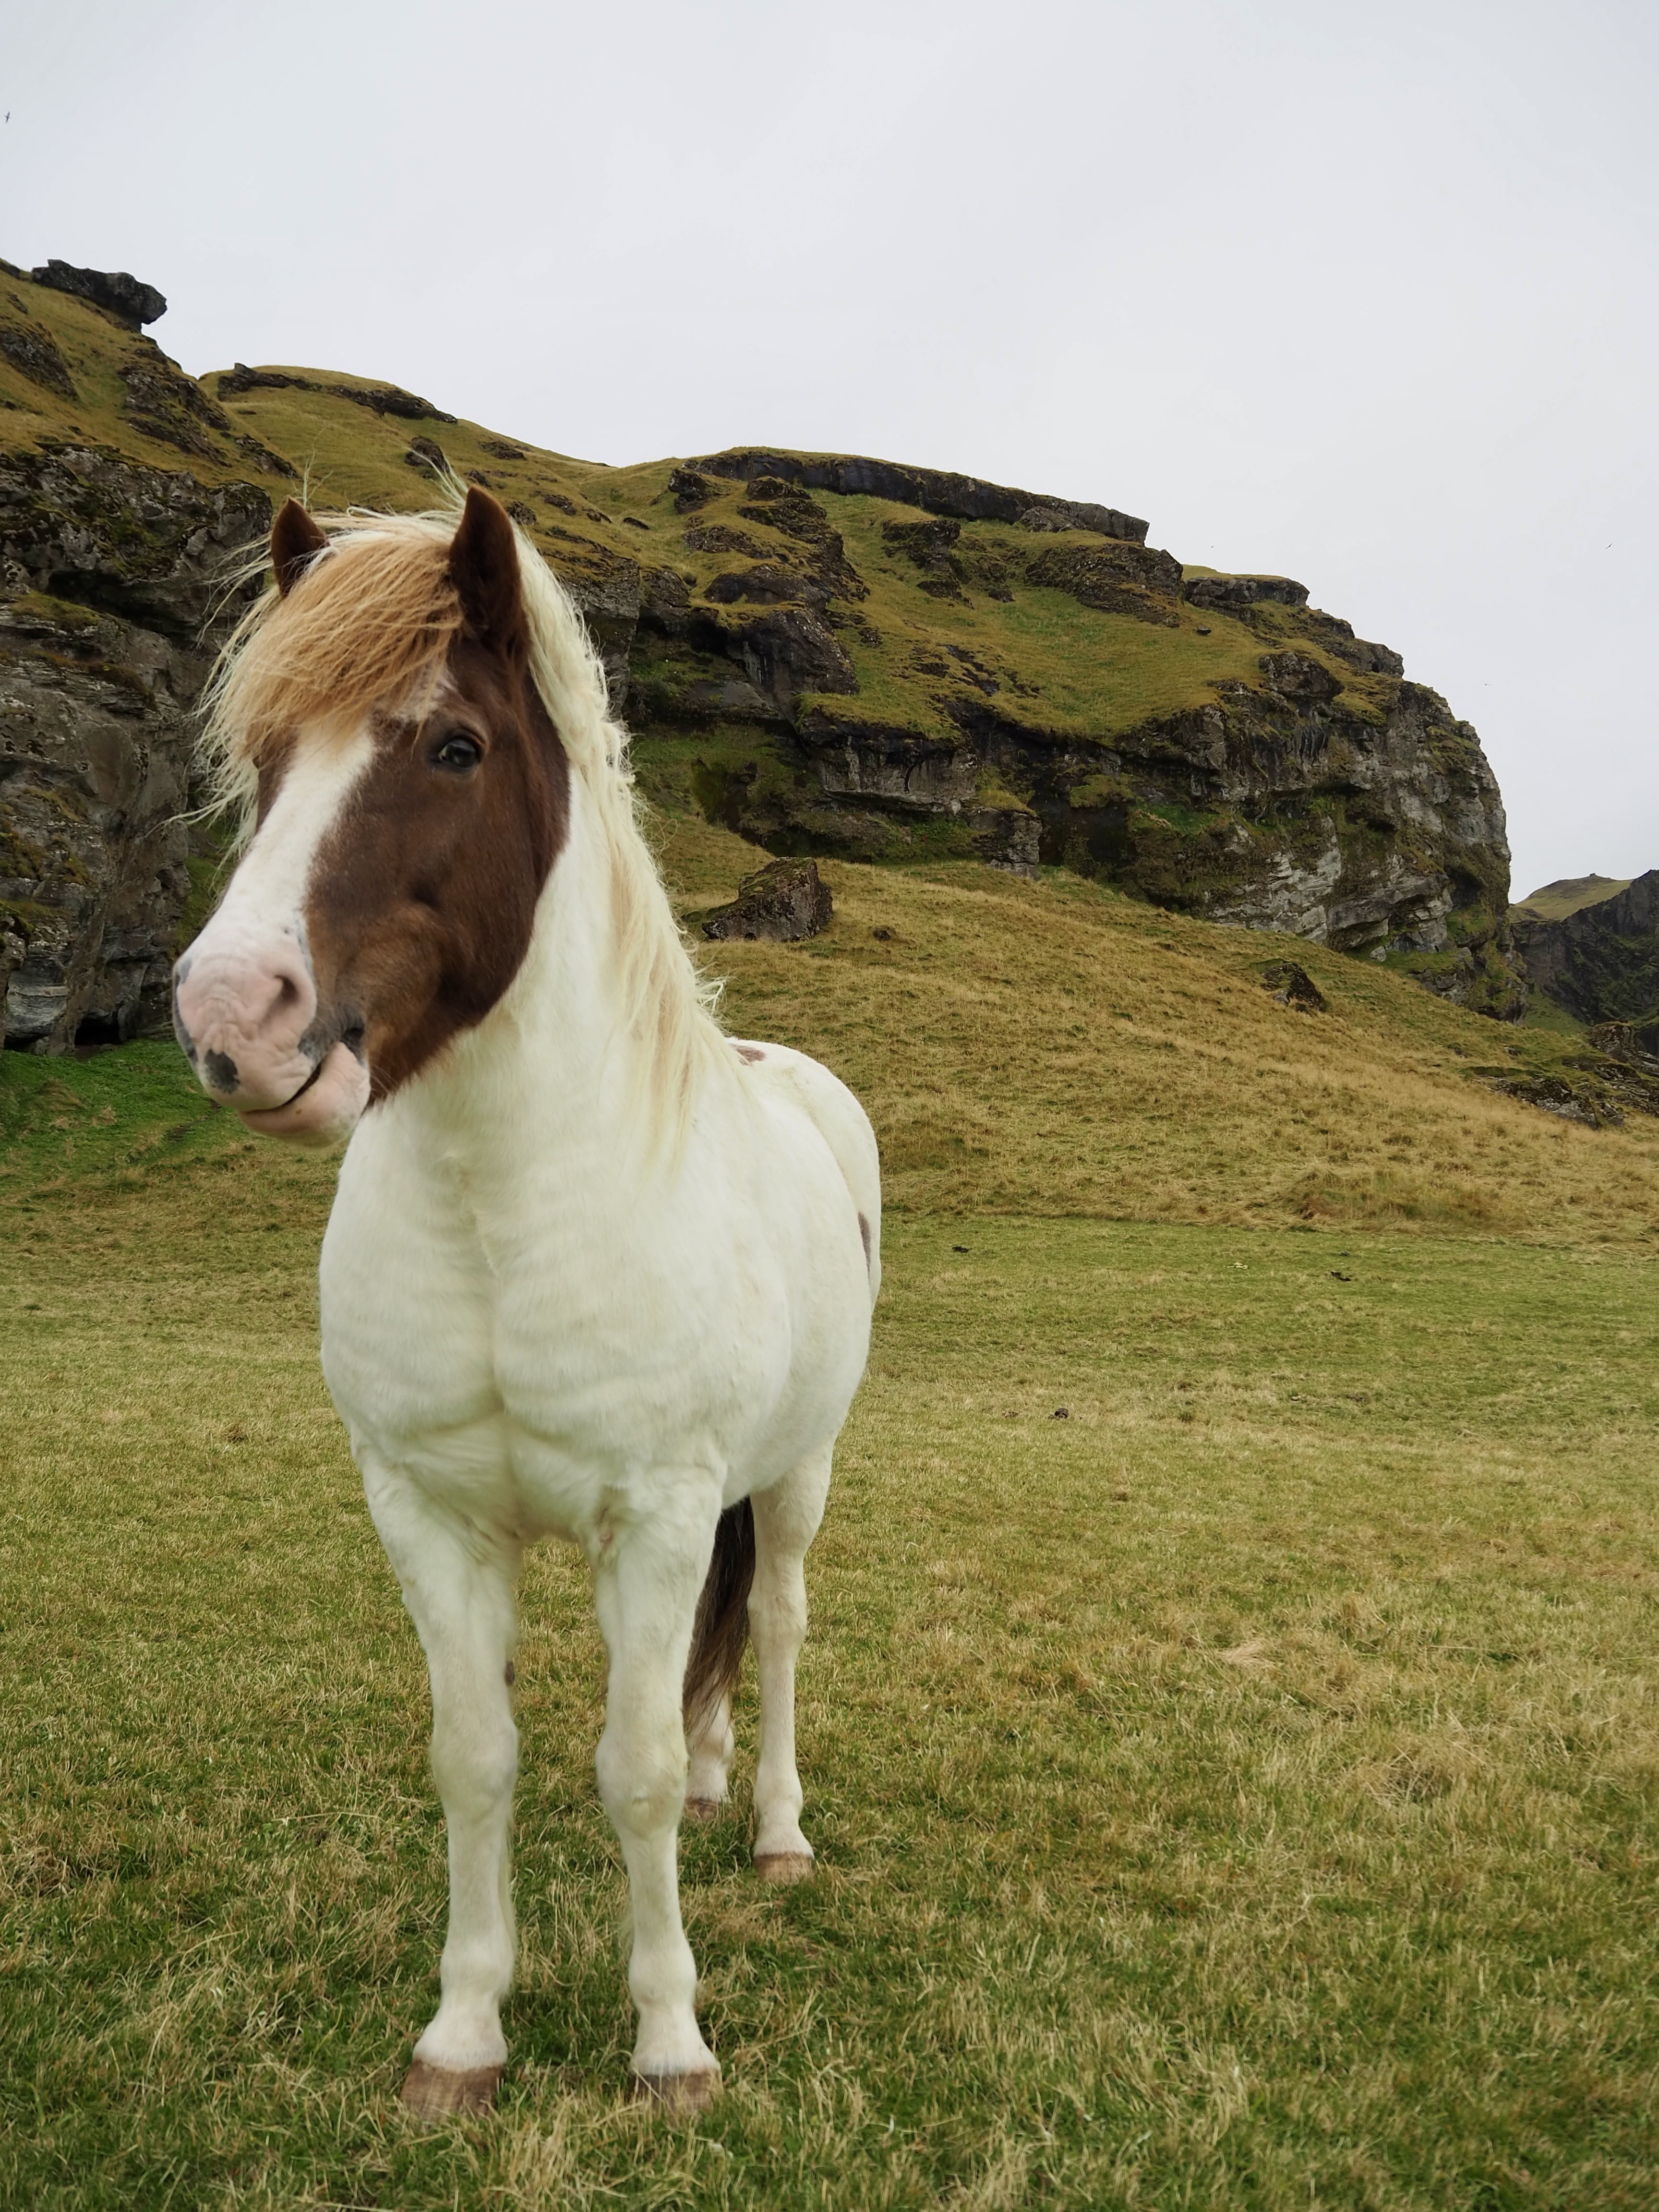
1513,871,1659,1049
1513,874,1632,924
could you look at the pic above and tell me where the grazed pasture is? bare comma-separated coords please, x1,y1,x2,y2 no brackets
6,832,1659,2208
3,1037,1658,2208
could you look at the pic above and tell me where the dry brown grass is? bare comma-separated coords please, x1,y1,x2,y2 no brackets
656,816,1659,1246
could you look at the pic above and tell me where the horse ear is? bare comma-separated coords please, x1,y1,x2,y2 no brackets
448,487,526,657
272,500,329,596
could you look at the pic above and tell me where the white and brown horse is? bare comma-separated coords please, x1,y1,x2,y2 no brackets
173,488,879,2116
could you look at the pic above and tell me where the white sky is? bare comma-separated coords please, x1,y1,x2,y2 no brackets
4,0,1656,901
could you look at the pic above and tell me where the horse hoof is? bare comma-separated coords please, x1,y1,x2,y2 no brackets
632,2066,720,2115
755,1850,814,1885
399,2057,502,2121
683,1795,723,1823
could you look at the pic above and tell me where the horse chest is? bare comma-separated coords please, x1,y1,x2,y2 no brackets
319,1132,796,1524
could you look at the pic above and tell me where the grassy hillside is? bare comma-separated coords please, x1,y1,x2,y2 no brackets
6,825,1659,1248
1512,875,1633,925
4,263,1521,1026
187,369,1363,754
666,819,1659,1243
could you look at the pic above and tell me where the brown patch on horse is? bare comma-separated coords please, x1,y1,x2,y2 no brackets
288,494,570,1101
272,498,329,597
858,1211,872,1267
303,628,570,1101
253,748,294,831
733,1043,765,1064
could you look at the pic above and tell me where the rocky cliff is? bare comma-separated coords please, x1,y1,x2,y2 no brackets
1513,872,1659,1050
0,258,1524,1048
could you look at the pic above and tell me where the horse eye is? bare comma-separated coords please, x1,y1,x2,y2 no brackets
432,733,483,773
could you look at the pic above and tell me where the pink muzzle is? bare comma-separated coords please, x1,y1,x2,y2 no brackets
173,921,369,1148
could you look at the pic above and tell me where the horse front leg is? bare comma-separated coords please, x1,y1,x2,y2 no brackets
362,1458,521,2120
749,1443,832,1883
592,1492,722,2110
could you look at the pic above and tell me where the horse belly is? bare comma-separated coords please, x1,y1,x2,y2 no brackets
485,1133,865,1509
729,1244,870,1499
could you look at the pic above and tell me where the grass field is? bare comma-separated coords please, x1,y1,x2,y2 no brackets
5,853,1659,2209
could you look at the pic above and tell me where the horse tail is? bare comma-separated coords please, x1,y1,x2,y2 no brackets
683,1498,755,1737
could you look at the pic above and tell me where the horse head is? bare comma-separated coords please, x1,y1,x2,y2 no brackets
172,489,569,1144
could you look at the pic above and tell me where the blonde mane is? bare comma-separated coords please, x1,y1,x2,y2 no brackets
200,496,726,1125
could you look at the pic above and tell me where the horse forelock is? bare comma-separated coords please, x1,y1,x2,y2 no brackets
203,517,467,817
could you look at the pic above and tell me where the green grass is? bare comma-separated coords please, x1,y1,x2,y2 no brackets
4,1113,1659,2208
1512,878,1633,926
657,821,1659,1246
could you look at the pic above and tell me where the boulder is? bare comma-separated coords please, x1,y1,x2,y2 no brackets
1259,960,1327,1011
31,260,166,328
701,860,833,943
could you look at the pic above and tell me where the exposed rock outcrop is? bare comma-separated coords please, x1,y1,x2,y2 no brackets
636,467,1516,1009
0,261,1528,1046
1514,871,1659,1046
0,444,268,1045
692,448,1149,544
31,261,167,329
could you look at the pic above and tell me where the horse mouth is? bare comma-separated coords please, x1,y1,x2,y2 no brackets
274,1056,330,1112
273,1022,364,1111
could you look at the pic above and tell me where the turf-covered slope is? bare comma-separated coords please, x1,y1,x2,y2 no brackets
1513,874,1633,925
653,823,1659,1240
11,818,1654,1248
208,382,1520,1014
1,260,1524,1047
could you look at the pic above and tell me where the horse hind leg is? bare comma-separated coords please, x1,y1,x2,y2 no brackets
684,1688,734,1820
683,1499,753,1819
362,1460,521,2122
749,1443,833,1884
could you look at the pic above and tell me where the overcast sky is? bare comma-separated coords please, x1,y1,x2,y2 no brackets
4,0,1655,900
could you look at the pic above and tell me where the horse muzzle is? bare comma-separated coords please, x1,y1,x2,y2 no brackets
173,925,370,1149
